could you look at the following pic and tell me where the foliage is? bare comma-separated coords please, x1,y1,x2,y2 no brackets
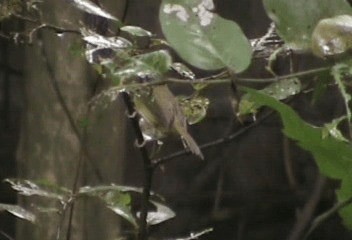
3,0,352,239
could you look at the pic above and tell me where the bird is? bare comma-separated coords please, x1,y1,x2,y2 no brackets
132,84,204,159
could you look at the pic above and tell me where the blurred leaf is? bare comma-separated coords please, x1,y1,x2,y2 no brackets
238,78,301,115
121,26,152,37
70,0,119,21
243,87,352,229
263,0,352,50
109,50,173,86
242,87,352,179
82,28,132,50
261,78,301,99
79,185,137,227
322,116,348,142
138,201,175,225
171,62,195,80
5,179,71,202
159,0,252,72
332,64,352,121
178,95,209,124
0,204,36,223
79,185,144,194
137,50,172,74
312,15,352,58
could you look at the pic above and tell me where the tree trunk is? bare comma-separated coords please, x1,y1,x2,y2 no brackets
16,0,127,239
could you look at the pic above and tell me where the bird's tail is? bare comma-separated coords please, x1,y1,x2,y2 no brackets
179,128,204,160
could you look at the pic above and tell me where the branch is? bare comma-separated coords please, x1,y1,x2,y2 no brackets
121,92,153,240
286,175,326,240
166,228,213,240
303,195,352,240
152,109,274,167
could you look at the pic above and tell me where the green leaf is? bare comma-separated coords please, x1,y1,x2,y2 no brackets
79,185,137,228
121,26,153,37
137,50,172,74
242,88,352,228
159,0,252,72
0,204,36,223
5,179,71,202
263,0,352,50
322,116,348,142
108,50,172,86
238,78,301,115
178,95,209,124
312,15,352,58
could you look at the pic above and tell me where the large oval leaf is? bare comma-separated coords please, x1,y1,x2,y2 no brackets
263,0,352,50
159,0,252,73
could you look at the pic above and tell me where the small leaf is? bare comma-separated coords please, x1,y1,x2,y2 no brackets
171,62,195,80
121,26,153,37
137,50,172,74
322,116,348,142
79,186,137,227
0,204,36,223
160,0,252,72
79,185,144,194
5,179,71,202
238,78,301,115
82,28,132,50
312,15,352,58
70,0,119,21
178,95,209,124
138,201,175,225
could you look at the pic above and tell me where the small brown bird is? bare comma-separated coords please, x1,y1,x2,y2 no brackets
133,84,204,159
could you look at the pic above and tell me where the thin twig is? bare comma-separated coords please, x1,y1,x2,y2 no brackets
238,67,330,83
0,230,15,240
121,92,153,240
152,110,274,167
287,175,326,240
28,23,79,42
283,136,298,190
167,228,213,240
303,195,352,240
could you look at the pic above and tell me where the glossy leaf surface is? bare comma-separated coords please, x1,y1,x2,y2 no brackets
79,185,137,227
312,15,352,58
70,0,118,21
263,0,352,50
5,179,71,202
243,87,352,228
0,204,36,223
238,78,301,115
160,0,252,72
137,201,175,225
